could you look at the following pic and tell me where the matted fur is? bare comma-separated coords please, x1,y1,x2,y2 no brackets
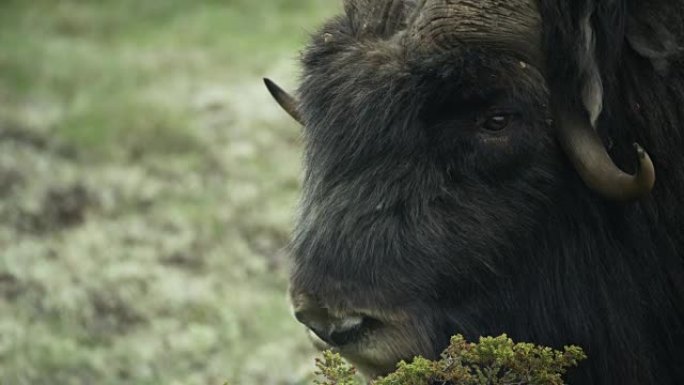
288,1,684,383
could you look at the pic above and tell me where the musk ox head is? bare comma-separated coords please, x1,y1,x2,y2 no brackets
265,0,657,378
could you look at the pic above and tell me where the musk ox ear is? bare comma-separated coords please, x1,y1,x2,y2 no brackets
343,0,412,39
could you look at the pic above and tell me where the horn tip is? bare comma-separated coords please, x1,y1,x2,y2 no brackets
633,142,656,197
262,77,304,125
263,77,275,91
633,143,646,159
263,78,285,101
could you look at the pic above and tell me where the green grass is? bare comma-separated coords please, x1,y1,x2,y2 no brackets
0,0,331,159
0,1,340,384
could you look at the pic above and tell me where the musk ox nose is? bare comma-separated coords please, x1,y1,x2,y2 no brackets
293,303,368,347
294,307,365,347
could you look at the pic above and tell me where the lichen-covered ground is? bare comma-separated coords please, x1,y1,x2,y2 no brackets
0,1,337,384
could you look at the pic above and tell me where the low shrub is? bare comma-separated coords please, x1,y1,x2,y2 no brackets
314,334,586,385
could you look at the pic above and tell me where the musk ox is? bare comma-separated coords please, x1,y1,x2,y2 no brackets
264,0,684,384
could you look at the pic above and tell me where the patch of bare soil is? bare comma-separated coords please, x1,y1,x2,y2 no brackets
0,122,77,158
0,168,24,198
13,183,95,234
0,272,46,303
0,122,94,234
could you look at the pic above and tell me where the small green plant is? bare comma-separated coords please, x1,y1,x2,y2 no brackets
315,350,360,385
314,335,586,385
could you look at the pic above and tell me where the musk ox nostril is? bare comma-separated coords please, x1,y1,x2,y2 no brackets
328,321,365,346
293,310,307,324
292,305,331,332
293,305,368,347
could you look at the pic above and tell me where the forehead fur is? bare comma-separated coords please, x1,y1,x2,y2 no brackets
299,13,547,125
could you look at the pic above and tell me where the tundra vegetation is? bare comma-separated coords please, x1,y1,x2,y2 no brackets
315,335,586,385
0,0,338,384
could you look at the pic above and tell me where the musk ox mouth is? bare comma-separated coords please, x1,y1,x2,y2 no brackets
302,315,402,377
306,326,402,378
292,288,445,378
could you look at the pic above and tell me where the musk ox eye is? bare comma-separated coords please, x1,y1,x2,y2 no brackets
482,114,512,132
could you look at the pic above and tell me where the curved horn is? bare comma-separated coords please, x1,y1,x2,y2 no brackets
263,78,303,124
556,105,656,202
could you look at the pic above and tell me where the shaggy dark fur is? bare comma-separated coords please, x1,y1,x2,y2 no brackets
288,1,684,384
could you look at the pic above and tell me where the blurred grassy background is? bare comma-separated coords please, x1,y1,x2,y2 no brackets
0,0,339,384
